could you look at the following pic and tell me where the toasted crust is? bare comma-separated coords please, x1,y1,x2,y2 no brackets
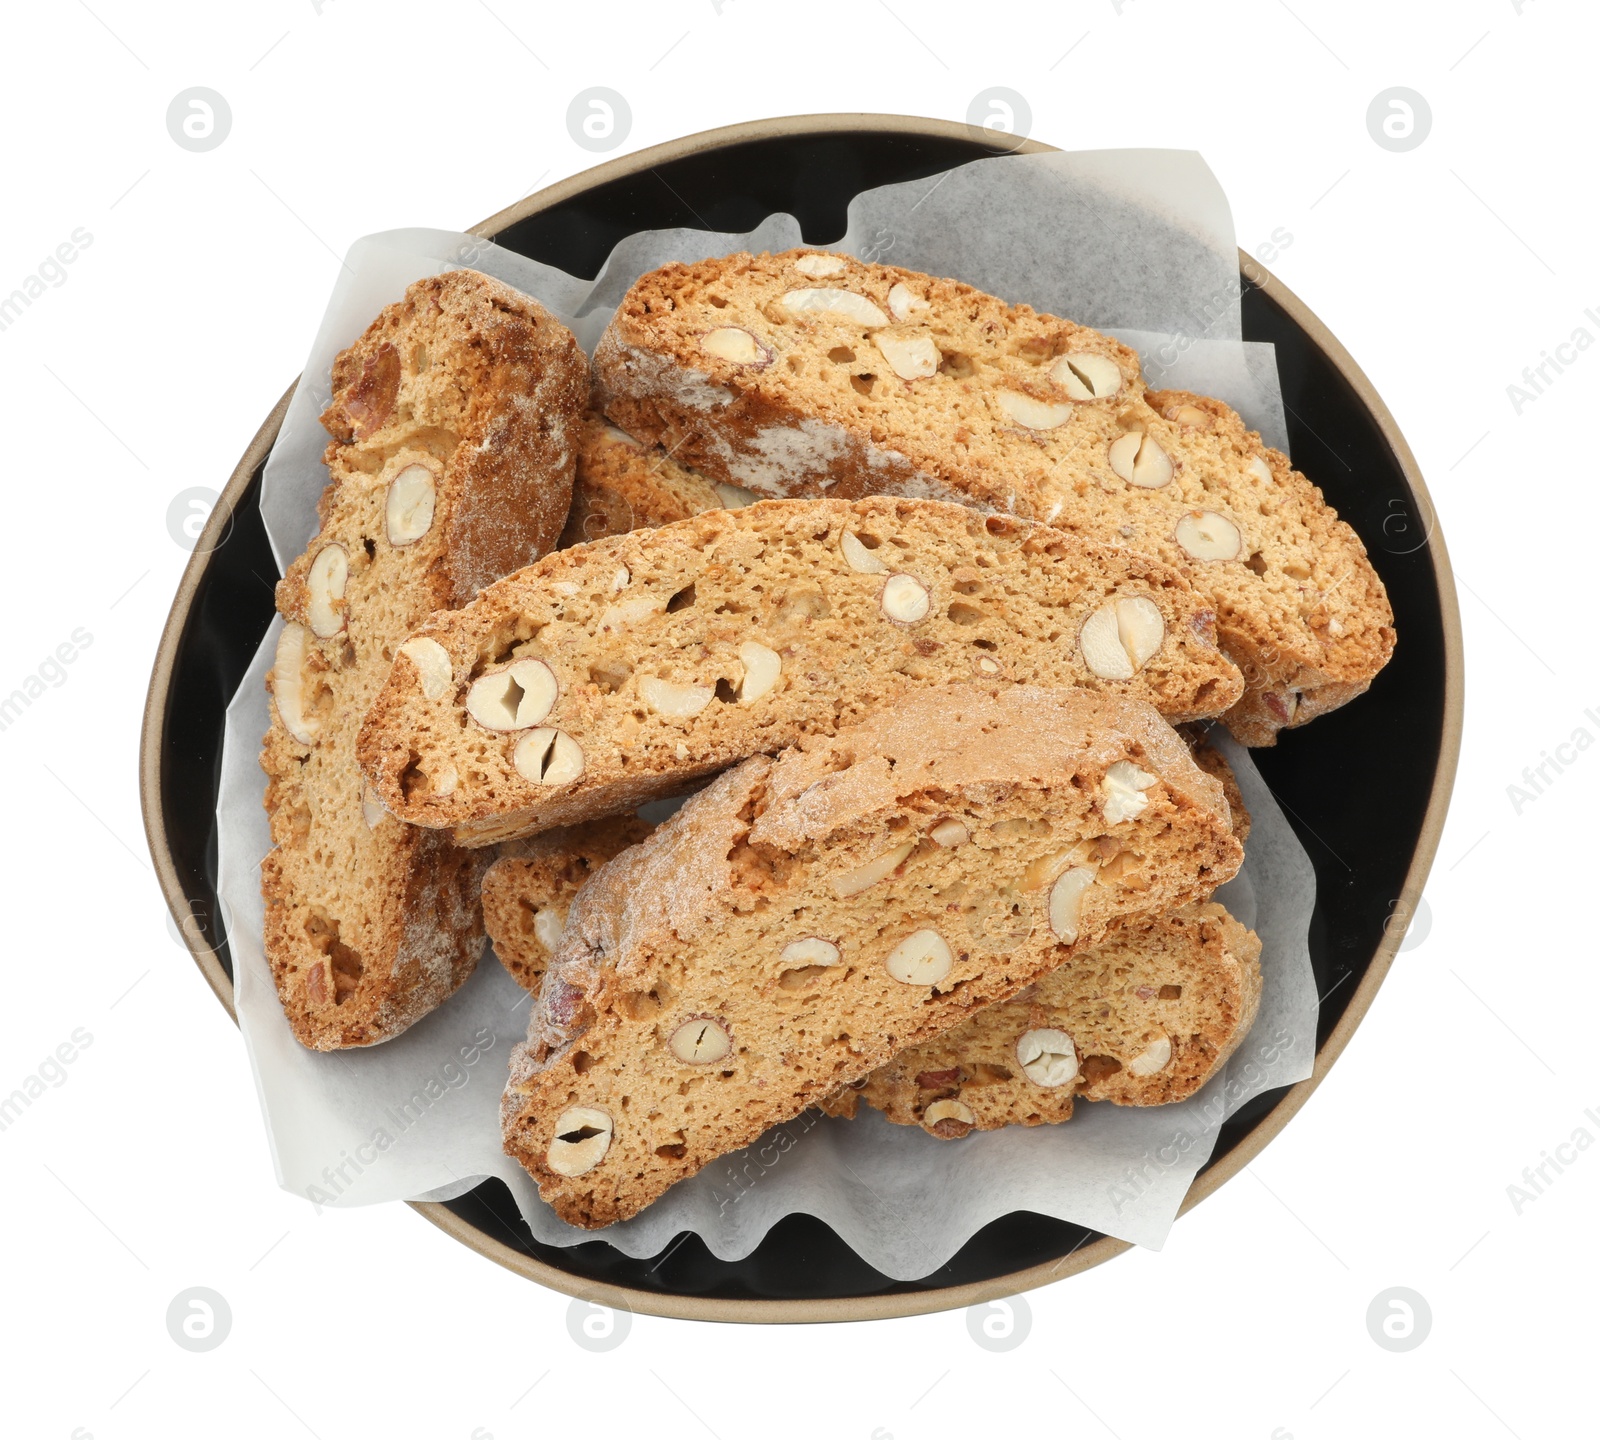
501,684,1243,1227
357,495,1244,847
260,270,588,1049
822,903,1262,1135
593,250,1395,744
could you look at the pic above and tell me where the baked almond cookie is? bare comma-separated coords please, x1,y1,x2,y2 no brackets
358,496,1244,847
593,250,1394,744
482,735,1248,1007
822,903,1262,1136
261,269,588,1050
560,412,759,548
481,815,653,991
501,684,1243,1227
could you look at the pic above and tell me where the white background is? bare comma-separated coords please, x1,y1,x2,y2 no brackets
0,1,1590,1436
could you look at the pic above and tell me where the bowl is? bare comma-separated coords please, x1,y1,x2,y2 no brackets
141,114,1463,1322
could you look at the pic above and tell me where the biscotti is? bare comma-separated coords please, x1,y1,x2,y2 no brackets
822,902,1262,1136
501,684,1243,1227
261,269,588,1049
358,495,1245,847
593,249,1395,745
482,815,652,991
560,412,758,548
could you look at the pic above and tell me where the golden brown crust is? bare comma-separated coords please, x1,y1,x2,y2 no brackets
593,250,1394,745
260,270,588,1050
500,684,1243,1227
357,495,1245,847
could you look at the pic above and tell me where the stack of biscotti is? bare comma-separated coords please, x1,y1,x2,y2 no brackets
483,732,1259,1142
356,495,1245,846
592,249,1395,745
500,684,1245,1227
260,269,587,1049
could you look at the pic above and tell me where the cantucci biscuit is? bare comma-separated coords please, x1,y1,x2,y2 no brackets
486,736,1254,1135
357,496,1244,847
260,270,588,1049
821,903,1262,1136
500,684,1243,1227
560,412,758,547
481,815,653,992
593,250,1394,745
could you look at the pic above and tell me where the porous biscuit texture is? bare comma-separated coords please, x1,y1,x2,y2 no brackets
500,684,1243,1227
358,495,1244,847
482,815,653,991
593,249,1394,744
560,412,759,548
822,903,1262,1136
261,269,588,1049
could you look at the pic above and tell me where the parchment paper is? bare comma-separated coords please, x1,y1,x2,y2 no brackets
219,150,1318,1278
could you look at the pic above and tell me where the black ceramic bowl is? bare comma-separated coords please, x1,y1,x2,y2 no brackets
141,114,1462,1322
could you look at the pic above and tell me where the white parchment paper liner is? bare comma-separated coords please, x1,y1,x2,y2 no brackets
219,150,1318,1280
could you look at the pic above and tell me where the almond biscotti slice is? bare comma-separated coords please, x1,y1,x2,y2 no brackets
481,734,1248,1005
593,250,1395,745
357,496,1244,847
822,903,1262,1137
481,815,653,991
261,269,588,1049
500,684,1243,1227
560,412,759,547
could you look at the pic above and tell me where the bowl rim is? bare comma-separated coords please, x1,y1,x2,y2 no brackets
139,111,1464,1324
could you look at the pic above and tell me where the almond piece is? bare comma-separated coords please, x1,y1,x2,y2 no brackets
736,641,781,703
1016,1028,1079,1087
997,389,1075,430
546,1106,613,1177
1102,759,1159,823
793,253,847,277
1048,865,1097,941
398,637,454,701
923,1098,977,1137
880,573,931,624
701,327,771,365
1175,510,1242,562
533,907,565,952
874,330,941,380
780,937,841,967
833,841,915,898
385,463,437,546
1127,1035,1173,1077
272,623,317,745
780,288,890,328
466,659,558,731
1248,455,1275,484
1049,353,1123,400
929,818,969,847
1078,596,1166,679
886,282,930,322
1107,431,1174,488
306,544,348,638
639,674,713,717
884,929,954,986
841,530,889,574
715,482,758,509
514,728,584,786
669,1016,732,1064
361,783,386,830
